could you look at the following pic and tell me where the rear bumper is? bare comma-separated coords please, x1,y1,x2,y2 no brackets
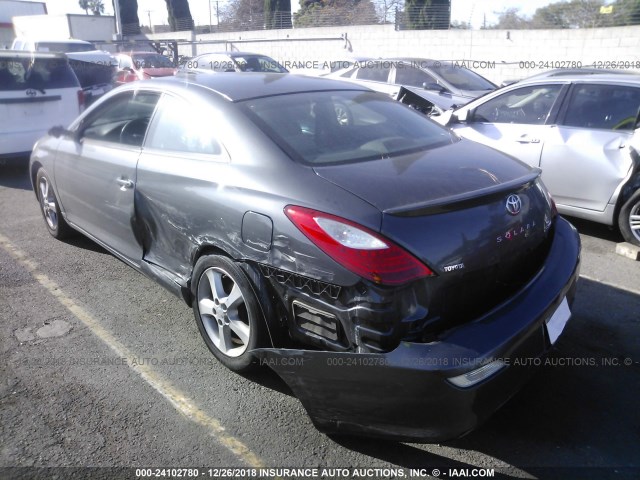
255,217,581,442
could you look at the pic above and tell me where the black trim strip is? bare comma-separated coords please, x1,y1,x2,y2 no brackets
0,96,62,104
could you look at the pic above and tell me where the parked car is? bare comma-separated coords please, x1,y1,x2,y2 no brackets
30,73,580,441
436,74,640,246
0,51,83,161
11,38,116,105
179,51,288,73
327,57,497,110
501,67,639,87
114,52,177,85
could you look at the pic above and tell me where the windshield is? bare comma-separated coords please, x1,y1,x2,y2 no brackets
36,42,96,53
232,55,288,73
241,90,454,165
132,53,175,69
431,64,496,92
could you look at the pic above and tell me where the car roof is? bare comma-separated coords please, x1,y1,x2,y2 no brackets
26,38,93,45
0,50,67,60
515,73,640,85
145,72,371,102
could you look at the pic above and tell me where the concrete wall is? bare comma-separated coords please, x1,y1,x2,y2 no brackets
142,24,640,84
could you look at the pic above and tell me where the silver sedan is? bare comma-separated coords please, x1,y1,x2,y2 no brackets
440,74,640,245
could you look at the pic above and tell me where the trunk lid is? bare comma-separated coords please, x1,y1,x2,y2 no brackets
315,139,556,327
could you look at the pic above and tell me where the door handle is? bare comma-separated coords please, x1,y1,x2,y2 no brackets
516,134,540,144
116,177,134,191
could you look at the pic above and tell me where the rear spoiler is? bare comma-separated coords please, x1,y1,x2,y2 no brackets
384,170,542,217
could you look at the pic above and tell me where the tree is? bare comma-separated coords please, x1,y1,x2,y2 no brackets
609,0,640,25
374,0,402,24
530,0,606,28
450,19,471,29
79,0,90,15
491,7,532,29
112,0,141,35
89,0,105,16
220,0,265,30
294,0,378,27
265,0,292,28
403,0,450,30
165,0,195,31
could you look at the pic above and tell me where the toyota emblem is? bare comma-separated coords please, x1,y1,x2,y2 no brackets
26,89,37,97
505,194,522,215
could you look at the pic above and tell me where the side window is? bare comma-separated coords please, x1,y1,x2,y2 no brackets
562,84,640,131
145,94,222,156
473,84,563,125
80,91,160,146
356,64,391,83
395,66,437,88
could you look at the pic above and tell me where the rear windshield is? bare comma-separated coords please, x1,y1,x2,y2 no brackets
431,64,496,91
132,53,175,69
0,57,79,91
241,90,454,165
68,60,114,88
231,55,288,73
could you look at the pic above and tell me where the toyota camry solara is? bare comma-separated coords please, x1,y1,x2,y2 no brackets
30,73,580,441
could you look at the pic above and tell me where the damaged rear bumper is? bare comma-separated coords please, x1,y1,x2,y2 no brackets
255,217,581,442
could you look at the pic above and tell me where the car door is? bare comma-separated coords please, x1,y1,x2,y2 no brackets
538,82,640,213
452,83,567,168
54,90,161,264
135,93,231,278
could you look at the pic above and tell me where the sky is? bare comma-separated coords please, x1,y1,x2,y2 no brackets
38,0,569,29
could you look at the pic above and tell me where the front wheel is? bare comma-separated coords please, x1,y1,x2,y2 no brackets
36,169,73,239
618,189,640,246
192,255,265,372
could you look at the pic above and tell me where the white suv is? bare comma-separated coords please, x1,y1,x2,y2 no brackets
0,51,84,161
11,38,116,105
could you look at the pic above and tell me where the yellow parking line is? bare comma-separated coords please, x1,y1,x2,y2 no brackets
0,232,264,468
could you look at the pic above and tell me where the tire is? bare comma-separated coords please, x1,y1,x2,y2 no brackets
192,255,265,372
36,169,73,239
618,189,640,246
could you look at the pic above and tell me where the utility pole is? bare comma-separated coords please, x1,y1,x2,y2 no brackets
147,10,153,33
208,1,212,31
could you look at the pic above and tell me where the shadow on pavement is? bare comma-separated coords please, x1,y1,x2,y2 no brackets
0,162,31,191
271,278,640,479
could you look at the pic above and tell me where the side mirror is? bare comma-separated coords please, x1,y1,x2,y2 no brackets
48,126,72,138
423,82,446,93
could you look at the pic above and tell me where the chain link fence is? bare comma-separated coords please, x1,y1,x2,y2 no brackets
131,3,640,34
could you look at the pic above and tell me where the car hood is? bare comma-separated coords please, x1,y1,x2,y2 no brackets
313,138,534,214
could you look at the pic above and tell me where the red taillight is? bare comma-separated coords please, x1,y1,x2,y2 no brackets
284,206,434,285
77,89,85,111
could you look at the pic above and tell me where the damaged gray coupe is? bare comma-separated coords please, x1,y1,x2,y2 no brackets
31,74,580,441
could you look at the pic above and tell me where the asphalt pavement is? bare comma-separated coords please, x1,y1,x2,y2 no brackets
1,164,638,480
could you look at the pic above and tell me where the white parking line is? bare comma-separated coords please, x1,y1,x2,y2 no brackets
0,232,265,469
